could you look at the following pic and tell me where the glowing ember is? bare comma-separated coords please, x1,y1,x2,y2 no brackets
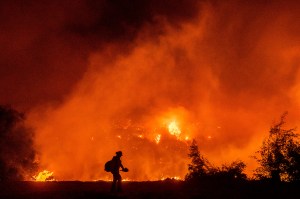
155,134,161,144
185,136,190,141
168,121,181,138
34,170,55,181
161,176,182,181
172,176,181,180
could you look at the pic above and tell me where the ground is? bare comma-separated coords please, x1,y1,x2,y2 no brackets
0,180,299,199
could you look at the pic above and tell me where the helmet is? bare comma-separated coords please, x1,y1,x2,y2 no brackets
116,151,123,156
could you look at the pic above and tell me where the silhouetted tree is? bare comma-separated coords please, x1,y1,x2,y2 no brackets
185,139,214,181
254,113,300,182
0,105,38,181
286,146,300,181
216,160,247,180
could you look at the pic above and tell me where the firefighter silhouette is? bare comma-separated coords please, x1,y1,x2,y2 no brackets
110,151,128,192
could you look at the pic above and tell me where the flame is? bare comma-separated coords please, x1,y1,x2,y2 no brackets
171,176,181,181
161,176,182,181
155,134,161,144
168,121,181,138
34,170,55,181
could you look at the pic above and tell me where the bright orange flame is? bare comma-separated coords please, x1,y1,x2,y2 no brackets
168,121,181,138
34,170,55,181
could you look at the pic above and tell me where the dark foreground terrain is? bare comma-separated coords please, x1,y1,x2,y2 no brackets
0,180,299,199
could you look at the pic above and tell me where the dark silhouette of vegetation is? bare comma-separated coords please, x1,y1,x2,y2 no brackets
253,113,300,182
185,139,246,182
0,105,37,181
185,139,213,181
214,160,247,180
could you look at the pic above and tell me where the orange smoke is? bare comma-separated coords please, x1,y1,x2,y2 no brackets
28,1,300,181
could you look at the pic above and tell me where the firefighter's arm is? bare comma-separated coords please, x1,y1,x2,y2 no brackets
120,162,124,170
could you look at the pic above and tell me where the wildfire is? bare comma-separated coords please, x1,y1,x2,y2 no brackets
33,170,55,181
168,121,181,138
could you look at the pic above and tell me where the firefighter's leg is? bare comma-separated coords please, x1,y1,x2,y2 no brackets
117,173,122,192
111,173,117,192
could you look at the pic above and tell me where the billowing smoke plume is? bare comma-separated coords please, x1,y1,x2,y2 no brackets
0,0,199,111
1,0,300,180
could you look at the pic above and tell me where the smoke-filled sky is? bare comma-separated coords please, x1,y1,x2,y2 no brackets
1,0,300,180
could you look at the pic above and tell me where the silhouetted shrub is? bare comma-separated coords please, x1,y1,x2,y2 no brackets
254,113,300,182
213,160,247,181
185,139,247,183
0,105,38,180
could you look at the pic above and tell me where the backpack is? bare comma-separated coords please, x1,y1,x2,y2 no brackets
104,160,112,172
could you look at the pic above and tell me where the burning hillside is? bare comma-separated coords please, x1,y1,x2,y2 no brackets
0,1,299,181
